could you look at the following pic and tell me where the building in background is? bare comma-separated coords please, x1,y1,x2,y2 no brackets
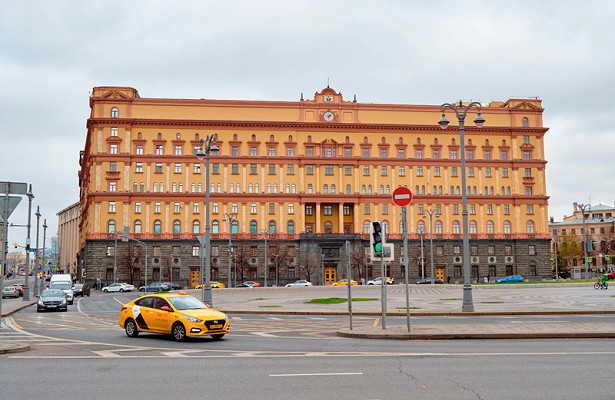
57,202,80,276
550,202,615,276
78,86,550,287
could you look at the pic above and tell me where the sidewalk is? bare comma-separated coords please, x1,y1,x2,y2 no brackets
1,283,614,349
0,298,36,354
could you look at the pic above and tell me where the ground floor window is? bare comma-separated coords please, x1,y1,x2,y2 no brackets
454,266,461,277
489,265,496,277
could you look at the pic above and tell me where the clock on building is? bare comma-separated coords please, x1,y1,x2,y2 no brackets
323,111,334,121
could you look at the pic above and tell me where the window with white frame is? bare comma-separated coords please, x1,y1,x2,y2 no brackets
193,202,200,213
108,201,115,212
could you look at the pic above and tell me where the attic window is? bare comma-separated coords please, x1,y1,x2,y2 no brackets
195,133,199,139
158,133,162,139
252,134,256,140
233,134,238,140
176,133,181,139
522,117,529,127
111,107,119,118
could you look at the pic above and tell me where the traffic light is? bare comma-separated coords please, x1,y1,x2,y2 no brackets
371,221,385,257
14,242,18,249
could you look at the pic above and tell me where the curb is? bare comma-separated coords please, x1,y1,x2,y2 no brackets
221,309,615,316
336,330,615,340
0,342,30,354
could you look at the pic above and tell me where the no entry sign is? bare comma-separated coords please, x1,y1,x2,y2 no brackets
392,186,413,207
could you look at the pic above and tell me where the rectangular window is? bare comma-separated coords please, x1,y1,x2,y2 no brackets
155,163,163,173
453,245,461,255
136,145,143,155
109,144,118,154
485,167,492,177
305,205,313,216
450,149,457,159
488,245,495,256
174,145,182,156
287,164,294,175
451,167,458,177
250,164,257,174
381,166,387,176
269,164,275,175
174,163,182,173
135,202,141,213
250,203,256,214
467,150,474,160
172,246,180,256
232,146,239,157
324,205,332,215
398,166,405,176
231,203,238,214
416,149,422,159
468,167,474,177
325,165,334,175
379,149,387,158
505,245,512,256
248,146,257,157
501,150,508,160
416,166,423,177
364,204,370,214
526,204,534,214
529,245,536,255
502,168,509,178
525,186,533,196
417,204,424,214
434,167,440,177
212,203,218,213
433,149,440,159
382,204,388,214
232,164,239,174
523,151,531,160
398,149,405,158
523,135,530,144
471,245,478,256
193,163,201,173
269,203,275,214
288,203,294,214
174,202,181,213
109,161,117,172
306,165,314,175
484,150,491,160
363,165,370,176
108,201,115,213
487,204,493,215
453,204,459,214
343,205,350,216
345,148,352,158
154,202,161,213
325,148,334,158
156,145,163,155
107,246,114,256
436,246,443,256
504,204,510,215
268,147,276,157
193,202,200,213
306,147,314,157
435,204,442,215
469,204,476,215
362,148,370,158
211,246,219,257
212,163,220,174
135,162,143,173
344,165,352,176
110,127,118,136
153,246,161,256
109,182,117,192
192,246,199,257
525,168,532,178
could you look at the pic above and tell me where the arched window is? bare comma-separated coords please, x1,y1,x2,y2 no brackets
287,221,295,234
363,221,371,234
368,185,372,194
288,135,293,141
526,220,535,234
504,221,511,234
273,184,277,193
324,221,332,234
380,185,384,194
484,186,488,195
153,182,158,193
160,183,164,192
438,185,442,195
331,184,336,194
435,220,443,234
307,184,313,194
172,182,177,193
507,187,511,196
450,186,455,195
269,221,276,234
421,185,425,195
386,185,390,194
433,185,437,195
173,220,181,234
501,186,505,195
248,184,253,193
456,186,460,195
212,220,219,234
250,221,257,234
522,117,529,127
270,135,274,141
134,220,142,234
452,221,460,234
417,220,425,233
111,107,119,118
179,183,183,192
193,220,200,234
108,220,115,233
469,221,477,234
251,134,256,140
415,185,419,194
323,184,328,194
285,184,290,193
292,184,296,193
486,221,494,234
198,183,202,193
490,187,494,195
267,183,272,193
191,183,196,193
154,220,161,234
346,184,351,194
231,220,238,234
362,185,366,194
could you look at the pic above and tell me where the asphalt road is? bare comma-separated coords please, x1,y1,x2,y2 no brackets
2,292,615,399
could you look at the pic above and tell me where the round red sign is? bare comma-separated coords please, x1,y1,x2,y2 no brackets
392,186,413,207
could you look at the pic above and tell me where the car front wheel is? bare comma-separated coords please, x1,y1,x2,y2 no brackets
125,319,139,337
103,289,108,293
172,322,186,341
211,334,225,340
119,288,124,292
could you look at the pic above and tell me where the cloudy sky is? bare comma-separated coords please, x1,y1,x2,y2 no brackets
2,0,614,250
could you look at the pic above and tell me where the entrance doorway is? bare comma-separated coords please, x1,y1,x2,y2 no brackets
190,269,200,288
436,267,445,281
324,266,337,286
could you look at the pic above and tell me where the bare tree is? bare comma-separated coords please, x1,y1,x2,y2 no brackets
298,251,319,282
117,242,143,284
270,236,295,284
558,232,581,268
349,246,368,282
234,242,252,283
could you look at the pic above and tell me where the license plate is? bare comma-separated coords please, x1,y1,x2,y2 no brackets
210,324,223,329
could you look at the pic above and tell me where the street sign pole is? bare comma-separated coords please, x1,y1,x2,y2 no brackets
402,206,410,333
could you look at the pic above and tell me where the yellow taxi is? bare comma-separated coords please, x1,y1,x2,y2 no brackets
195,281,226,289
331,279,358,286
119,292,229,341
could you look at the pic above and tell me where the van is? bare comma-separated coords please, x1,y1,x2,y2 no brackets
49,274,74,305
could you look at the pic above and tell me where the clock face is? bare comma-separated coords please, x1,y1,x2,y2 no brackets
324,111,334,121
324,96,333,102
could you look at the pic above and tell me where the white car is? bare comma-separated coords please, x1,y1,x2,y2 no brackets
285,280,313,287
101,283,134,293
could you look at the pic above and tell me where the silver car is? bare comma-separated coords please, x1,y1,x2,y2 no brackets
285,280,313,287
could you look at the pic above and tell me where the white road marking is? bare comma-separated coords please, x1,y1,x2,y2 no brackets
270,372,363,377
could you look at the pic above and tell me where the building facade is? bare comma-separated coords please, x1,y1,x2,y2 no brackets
550,202,615,276
57,202,80,276
78,86,550,287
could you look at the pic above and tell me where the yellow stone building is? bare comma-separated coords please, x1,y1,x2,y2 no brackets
78,86,550,287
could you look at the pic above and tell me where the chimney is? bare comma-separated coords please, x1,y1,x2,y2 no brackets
573,202,578,212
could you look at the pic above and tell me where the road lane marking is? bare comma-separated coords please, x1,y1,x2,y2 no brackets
269,372,363,377
373,318,379,327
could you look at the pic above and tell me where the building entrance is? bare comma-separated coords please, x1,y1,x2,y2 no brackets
436,267,445,281
324,266,337,286
190,269,200,288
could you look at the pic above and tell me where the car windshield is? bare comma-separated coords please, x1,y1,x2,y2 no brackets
42,289,64,297
50,282,71,290
74,284,83,289
168,296,209,310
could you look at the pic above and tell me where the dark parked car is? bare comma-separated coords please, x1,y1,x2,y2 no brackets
162,282,182,290
72,283,91,297
138,282,171,292
415,278,444,284
37,289,68,312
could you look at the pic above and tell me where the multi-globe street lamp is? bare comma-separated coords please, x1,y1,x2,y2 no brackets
261,228,268,287
423,208,440,284
439,101,485,312
195,133,218,305
223,212,238,288
418,226,425,280
34,206,41,296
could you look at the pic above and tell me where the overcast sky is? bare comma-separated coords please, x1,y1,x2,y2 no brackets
2,0,614,251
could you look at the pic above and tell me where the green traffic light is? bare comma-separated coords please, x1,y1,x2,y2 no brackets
374,243,382,252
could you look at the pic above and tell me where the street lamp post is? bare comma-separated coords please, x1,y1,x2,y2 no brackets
196,134,218,305
22,185,33,301
579,203,590,280
223,212,238,288
34,206,40,296
424,208,440,284
261,229,268,287
275,254,280,287
553,226,559,281
439,101,485,312
42,219,47,294
129,238,148,291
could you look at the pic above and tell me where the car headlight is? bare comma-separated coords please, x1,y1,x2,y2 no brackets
61,298,67,304
183,315,203,323
38,299,44,305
